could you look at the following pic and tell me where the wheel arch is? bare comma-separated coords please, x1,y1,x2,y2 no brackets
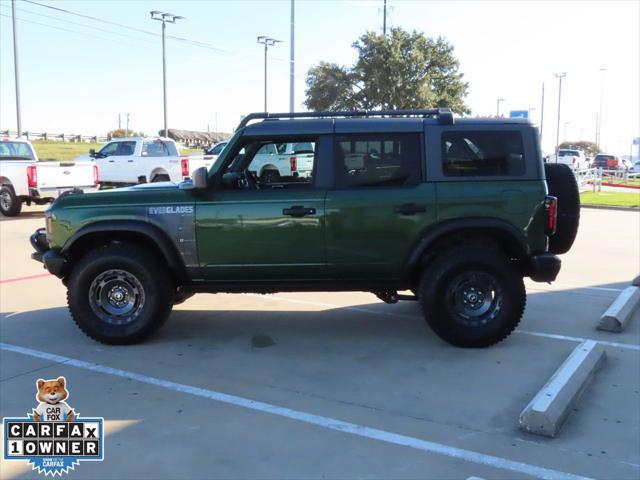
259,165,279,177
150,168,169,181
62,221,187,281
404,217,529,284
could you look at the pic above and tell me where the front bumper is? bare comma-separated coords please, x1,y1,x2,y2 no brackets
30,228,66,278
527,253,561,283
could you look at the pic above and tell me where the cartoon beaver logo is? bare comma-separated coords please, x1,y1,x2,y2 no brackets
32,376,75,422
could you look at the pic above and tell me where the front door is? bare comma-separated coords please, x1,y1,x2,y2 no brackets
195,137,326,282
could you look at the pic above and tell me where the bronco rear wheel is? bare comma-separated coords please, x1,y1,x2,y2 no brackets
419,244,526,348
67,244,174,344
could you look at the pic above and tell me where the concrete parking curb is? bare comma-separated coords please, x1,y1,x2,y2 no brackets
597,286,640,333
519,340,605,438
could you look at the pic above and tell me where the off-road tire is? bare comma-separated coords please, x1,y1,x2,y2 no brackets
418,244,526,348
544,163,580,254
151,174,171,183
260,170,280,185
67,244,174,344
0,185,22,217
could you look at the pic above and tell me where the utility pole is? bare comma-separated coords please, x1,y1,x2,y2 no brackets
12,0,22,136
553,72,566,160
289,0,295,113
118,114,122,130
383,0,387,36
540,82,545,144
597,67,606,147
257,36,281,112
126,113,130,133
150,11,184,137
496,97,505,117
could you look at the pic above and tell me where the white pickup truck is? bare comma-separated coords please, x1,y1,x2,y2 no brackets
249,142,315,184
0,138,99,217
547,149,589,170
75,137,213,185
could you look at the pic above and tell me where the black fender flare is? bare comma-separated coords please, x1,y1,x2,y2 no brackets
405,217,529,275
61,221,187,279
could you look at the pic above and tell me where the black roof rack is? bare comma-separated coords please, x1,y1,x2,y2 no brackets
237,108,454,129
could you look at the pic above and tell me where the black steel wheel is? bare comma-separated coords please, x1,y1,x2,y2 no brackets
67,244,174,344
419,244,526,348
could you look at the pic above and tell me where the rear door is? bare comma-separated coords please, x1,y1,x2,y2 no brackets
325,122,436,281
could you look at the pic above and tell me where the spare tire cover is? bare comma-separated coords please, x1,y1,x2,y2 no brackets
544,163,580,254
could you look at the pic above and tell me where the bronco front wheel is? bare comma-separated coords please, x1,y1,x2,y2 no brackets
67,244,174,344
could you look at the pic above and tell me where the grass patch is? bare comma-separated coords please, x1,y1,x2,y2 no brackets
32,140,99,161
600,176,640,186
581,191,640,208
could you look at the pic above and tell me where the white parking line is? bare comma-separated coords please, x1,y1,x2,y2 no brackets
252,294,640,352
0,341,591,480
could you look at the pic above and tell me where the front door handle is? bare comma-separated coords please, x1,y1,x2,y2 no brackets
394,203,426,215
283,205,316,217
108,160,115,163
127,160,134,163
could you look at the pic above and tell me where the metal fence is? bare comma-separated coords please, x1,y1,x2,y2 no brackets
574,167,639,192
0,130,108,143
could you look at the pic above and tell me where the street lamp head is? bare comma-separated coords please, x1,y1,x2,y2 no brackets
553,72,567,78
150,11,184,23
257,36,282,46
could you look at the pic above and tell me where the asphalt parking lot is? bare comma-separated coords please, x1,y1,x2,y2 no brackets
1,205,639,480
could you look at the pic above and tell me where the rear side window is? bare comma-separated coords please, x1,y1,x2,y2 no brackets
442,131,525,177
0,141,35,160
142,140,178,157
335,133,422,188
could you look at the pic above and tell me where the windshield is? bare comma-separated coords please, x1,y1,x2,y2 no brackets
0,141,36,160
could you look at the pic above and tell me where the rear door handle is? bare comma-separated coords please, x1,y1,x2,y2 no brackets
127,160,134,163
282,205,316,217
394,203,426,215
108,160,115,163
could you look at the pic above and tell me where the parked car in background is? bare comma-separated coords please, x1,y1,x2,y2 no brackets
629,160,640,173
75,137,214,185
548,149,589,170
0,138,99,216
248,141,315,184
205,141,228,158
592,154,620,170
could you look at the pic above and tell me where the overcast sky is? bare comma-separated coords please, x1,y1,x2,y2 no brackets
1,0,638,154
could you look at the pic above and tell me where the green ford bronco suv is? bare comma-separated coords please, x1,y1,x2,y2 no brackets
31,109,580,347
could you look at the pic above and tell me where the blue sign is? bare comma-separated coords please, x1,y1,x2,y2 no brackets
509,110,529,119
633,137,640,145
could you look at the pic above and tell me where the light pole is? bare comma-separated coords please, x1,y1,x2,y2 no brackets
597,67,606,147
150,11,184,137
553,72,566,159
289,0,295,113
496,97,505,117
257,36,281,112
11,0,22,136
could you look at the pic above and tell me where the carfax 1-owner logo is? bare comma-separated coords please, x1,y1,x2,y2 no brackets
3,376,104,476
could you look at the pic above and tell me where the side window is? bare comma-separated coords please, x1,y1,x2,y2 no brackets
115,141,136,156
442,131,525,177
335,133,422,188
99,142,119,157
227,138,317,189
142,140,176,157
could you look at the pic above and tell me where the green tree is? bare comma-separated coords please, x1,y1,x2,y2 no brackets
558,141,601,157
305,28,470,113
107,129,144,139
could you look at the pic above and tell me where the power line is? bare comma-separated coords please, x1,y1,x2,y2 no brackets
5,4,157,44
0,12,148,48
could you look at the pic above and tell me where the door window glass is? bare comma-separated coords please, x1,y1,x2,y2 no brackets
142,140,177,157
335,133,422,187
442,131,525,176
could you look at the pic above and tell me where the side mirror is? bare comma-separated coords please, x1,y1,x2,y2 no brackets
192,167,208,190
89,148,96,158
